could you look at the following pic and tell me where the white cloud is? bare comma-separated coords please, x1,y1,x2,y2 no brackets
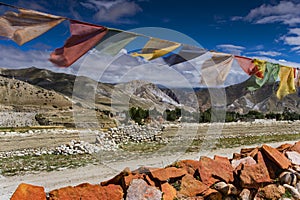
246,51,282,57
281,28,300,54
243,1,300,26
0,44,77,74
80,0,142,24
216,44,245,55
232,1,300,54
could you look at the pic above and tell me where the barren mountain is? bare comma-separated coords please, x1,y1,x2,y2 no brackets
1,66,299,128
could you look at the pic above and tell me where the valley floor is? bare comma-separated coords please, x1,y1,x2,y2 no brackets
1,121,300,199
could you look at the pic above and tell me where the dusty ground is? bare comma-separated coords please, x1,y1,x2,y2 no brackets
1,121,300,199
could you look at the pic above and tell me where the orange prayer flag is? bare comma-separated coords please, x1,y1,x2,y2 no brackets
49,20,108,67
0,8,65,45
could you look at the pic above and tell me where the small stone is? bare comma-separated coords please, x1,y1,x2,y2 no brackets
279,171,297,186
239,188,251,200
231,156,256,169
213,182,229,195
202,188,222,200
126,179,162,200
283,184,300,200
285,151,300,165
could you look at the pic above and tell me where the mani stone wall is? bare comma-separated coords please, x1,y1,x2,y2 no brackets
0,112,38,127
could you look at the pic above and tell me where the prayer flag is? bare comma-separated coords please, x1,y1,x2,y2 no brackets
276,66,296,99
163,44,207,66
247,62,279,91
131,38,181,60
95,29,137,56
200,52,234,86
49,20,108,67
252,59,266,79
0,8,65,45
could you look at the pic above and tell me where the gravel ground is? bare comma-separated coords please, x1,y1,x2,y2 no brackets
1,121,300,199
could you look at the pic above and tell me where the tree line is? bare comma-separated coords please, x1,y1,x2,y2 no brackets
126,107,300,124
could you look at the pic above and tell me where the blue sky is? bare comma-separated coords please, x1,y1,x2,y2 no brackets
1,0,300,87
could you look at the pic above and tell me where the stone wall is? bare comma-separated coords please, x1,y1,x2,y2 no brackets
0,112,38,127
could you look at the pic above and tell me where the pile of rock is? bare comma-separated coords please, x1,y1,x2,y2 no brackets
11,140,300,200
95,123,167,145
54,140,105,155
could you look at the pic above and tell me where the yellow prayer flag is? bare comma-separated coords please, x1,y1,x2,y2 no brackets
131,38,181,60
276,66,296,99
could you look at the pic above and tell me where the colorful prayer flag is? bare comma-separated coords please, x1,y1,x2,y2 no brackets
0,8,65,45
131,38,181,60
276,66,296,99
252,59,266,79
200,52,234,86
95,29,137,56
247,62,279,91
163,44,207,66
49,20,108,67
234,56,255,75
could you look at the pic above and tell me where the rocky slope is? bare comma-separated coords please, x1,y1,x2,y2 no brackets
161,77,300,114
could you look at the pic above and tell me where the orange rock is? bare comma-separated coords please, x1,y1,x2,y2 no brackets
198,156,234,186
184,197,204,200
172,160,201,175
124,173,144,188
49,183,123,200
241,147,257,155
144,175,156,186
277,143,292,152
150,167,186,182
11,183,46,200
49,186,79,200
232,153,242,160
262,145,291,169
100,167,130,187
202,188,222,200
240,152,272,188
257,184,285,199
290,141,300,153
161,183,177,200
179,174,208,197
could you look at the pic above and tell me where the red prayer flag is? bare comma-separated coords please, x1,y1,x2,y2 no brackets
49,20,108,67
234,55,259,76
